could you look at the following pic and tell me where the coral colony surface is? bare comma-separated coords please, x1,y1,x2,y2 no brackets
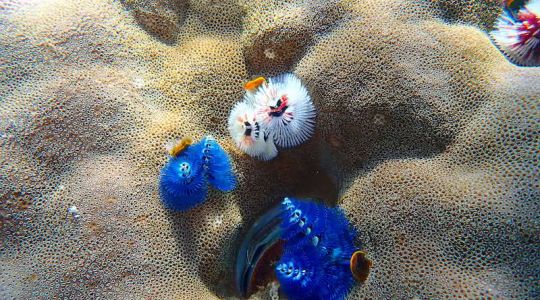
0,0,539,299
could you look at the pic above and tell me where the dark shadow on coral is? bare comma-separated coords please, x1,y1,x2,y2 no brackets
319,102,454,193
121,0,188,45
243,29,312,76
430,0,500,31
242,1,348,76
166,201,244,298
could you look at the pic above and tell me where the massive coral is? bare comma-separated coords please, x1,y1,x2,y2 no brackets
0,0,538,299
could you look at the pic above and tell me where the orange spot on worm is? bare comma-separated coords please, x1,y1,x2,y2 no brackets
350,250,372,282
244,77,266,91
169,137,193,157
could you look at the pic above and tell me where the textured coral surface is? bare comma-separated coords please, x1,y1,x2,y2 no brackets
1,0,539,299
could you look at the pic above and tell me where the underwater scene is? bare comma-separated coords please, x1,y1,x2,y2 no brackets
0,0,539,299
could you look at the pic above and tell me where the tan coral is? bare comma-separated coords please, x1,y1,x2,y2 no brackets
123,0,188,43
1,0,539,299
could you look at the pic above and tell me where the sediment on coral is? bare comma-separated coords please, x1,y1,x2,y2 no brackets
0,0,539,299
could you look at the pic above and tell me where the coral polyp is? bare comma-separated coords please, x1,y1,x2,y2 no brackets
250,74,316,148
159,136,236,211
228,101,277,161
491,0,540,66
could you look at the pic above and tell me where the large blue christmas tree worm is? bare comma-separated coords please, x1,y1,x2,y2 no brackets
235,197,372,299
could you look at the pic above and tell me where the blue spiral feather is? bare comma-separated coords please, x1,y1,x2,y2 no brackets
159,143,207,211
279,198,330,247
201,136,237,192
275,197,357,300
277,247,354,300
276,246,322,300
159,136,236,211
